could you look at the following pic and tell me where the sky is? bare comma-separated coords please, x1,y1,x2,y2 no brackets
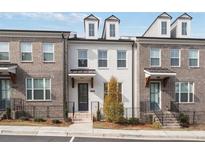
0,12,205,38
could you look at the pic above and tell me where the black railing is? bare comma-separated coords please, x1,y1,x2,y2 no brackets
67,101,75,119
170,101,179,112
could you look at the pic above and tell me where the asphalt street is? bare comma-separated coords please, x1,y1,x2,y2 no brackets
0,135,203,142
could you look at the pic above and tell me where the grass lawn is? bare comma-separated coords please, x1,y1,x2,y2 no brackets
0,119,72,127
93,121,205,131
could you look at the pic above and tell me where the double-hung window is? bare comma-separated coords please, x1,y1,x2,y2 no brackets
21,42,32,61
89,23,95,37
161,21,167,35
189,49,199,67
43,43,54,62
175,82,194,103
26,78,51,101
117,50,126,68
110,24,116,37
78,49,88,67
98,50,107,68
0,42,9,61
150,48,160,67
182,22,187,35
170,49,180,67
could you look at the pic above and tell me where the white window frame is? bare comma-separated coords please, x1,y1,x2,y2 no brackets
182,22,187,35
20,42,33,62
0,42,10,62
175,82,194,103
88,23,95,37
43,43,55,62
117,50,127,69
26,78,52,101
98,49,108,68
150,48,161,67
170,49,181,67
78,49,88,68
110,24,116,37
161,21,167,35
188,49,199,68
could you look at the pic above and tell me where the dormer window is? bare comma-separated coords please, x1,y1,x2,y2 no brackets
110,24,116,37
89,23,95,37
161,21,167,35
182,22,187,35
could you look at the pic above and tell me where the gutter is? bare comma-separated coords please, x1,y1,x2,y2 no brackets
132,42,135,118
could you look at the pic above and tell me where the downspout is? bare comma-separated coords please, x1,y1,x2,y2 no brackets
132,41,135,118
62,32,69,120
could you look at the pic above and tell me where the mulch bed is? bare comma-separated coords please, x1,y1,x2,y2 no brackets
0,119,72,127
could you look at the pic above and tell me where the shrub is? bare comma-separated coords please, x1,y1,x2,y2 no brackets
15,111,31,120
128,117,140,125
6,108,11,119
93,116,97,122
116,117,128,125
103,76,124,123
178,113,189,128
52,119,62,124
152,121,162,129
34,118,46,122
19,116,30,121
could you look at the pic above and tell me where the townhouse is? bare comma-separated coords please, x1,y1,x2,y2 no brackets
67,15,135,118
0,30,70,119
138,12,205,123
1,12,205,125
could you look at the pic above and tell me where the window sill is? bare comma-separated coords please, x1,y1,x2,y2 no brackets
21,61,33,63
43,61,56,63
171,66,180,68
98,67,109,70
26,100,52,102
178,102,195,104
117,67,128,70
189,66,200,69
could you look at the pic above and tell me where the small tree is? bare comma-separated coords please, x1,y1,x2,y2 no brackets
103,76,124,123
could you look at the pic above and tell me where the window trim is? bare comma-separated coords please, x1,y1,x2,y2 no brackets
182,22,187,36
117,50,127,69
20,42,33,62
98,49,108,69
0,42,10,62
175,82,194,103
161,21,167,35
110,24,116,37
150,48,161,67
170,49,181,67
77,49,88,68
88,23,95,37
26,78,52,101
188,49,199,68
43,43,55,62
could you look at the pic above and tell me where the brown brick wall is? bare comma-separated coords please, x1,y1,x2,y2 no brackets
139,43,205,113
0,36,65,118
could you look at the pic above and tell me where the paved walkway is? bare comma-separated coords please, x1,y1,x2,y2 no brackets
0,123,205,141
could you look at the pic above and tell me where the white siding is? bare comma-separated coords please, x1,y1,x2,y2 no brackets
68,42,133,114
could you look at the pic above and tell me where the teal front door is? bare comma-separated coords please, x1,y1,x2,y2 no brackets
150,82,160,111
0,80,10,111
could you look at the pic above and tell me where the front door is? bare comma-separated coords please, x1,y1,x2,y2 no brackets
0,80,10,111
78,83,88,111
150,82,160,111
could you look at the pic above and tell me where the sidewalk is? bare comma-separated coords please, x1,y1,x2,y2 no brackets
0,123,205,141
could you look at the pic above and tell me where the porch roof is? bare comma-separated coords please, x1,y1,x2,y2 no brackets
144,67,176,87
68,69,96,77
0,63,17,74
144,67,176,77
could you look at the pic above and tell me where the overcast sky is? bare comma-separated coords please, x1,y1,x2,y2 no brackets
0,12,204,38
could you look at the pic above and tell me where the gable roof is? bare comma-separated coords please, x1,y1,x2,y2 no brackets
84,14,100,22
102,15,120,38
142,12,172,36
171,13,192,26
105,15,120,23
